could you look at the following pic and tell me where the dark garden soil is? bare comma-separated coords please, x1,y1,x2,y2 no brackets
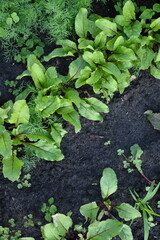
1,0,160,240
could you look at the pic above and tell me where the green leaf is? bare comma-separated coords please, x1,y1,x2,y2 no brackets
36,95,61,118
87,219,123,239
155,48,160,62
24,140,64,161
78,100,103,122
139,9,154,20
150,17,160,31
108,46,137,62
69,56,87,80
86,69,103,85
0,126,12,158
57,39,78,53
2,152,24,181
101,62,121,80
78,39,94,50
75,66,92,88
119,224,133,240
153,4,160,13
75,8,88,38
113,36,124,50
6,17,13,26
44,48,74,62
83,51,96,68
44,67,60,88
116,203,141,221
123,0,136,20
137,47,155,70
0,27,7,38
84,98,109,113
52,214,73,236
143,210,150,240
30,63,46,89
0,106,11,123
80,202,99,223
51,123,67,147
124,21,142,38
9,100,30,126
100,168,118,199
16,70,30,80
102,75,118,92
42,223,60,240
150,64,160,79
95,19,117,37
94,31,107,49
64,88,81,106
145,110,160,130
114,15,130,27
62,110,81,133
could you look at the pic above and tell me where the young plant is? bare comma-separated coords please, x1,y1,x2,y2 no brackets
23,214,34,228
42,168,141,240
17,173,31,189
41,197,57,222
130,181,160,240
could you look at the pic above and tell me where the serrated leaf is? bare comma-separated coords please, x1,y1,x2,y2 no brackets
52,214,73,236
44,48,74,62
69,56,87,80
51,123,67,147
75,8,88,38
123,0,136,20
62,110,81,133
2,153,24,181
119,224,133,240
95,19,117,37
100,168,118,199
24,140,64,161
116,203,141,221
0,126,12,158
80,202,99,223
84,98,109,113
9,100,30,126
78,100,103,122
87,219,123,239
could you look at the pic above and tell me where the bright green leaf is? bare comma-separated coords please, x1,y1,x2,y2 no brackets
75,8,88,38
119,224,133,240
116,203,141,221
80,202,99,223
123,0,136,20
95,19,117,37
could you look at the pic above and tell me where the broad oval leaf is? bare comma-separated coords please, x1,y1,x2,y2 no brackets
42,223,60,240
69,56,87,80
123,0,136,20
2,152,24,181
80,202,99,223
75,8,88,38
84,98,109,113
119,224,133,240
116,203,141,221
52,214,73,236
95,19,117,37
9,100,30,126
100,168,118,199
87,219,123,239
0,125,12,158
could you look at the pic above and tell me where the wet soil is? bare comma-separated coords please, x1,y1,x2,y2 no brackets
0,0,160,239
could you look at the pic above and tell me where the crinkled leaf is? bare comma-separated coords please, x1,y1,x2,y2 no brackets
100,168,118,199
44,48,74,62
123,0,136,20
9,100,30,126
51,123,67,147
62,110,81,133
80,202,99,223
116,203,141,221
119,224,133,240
24,140,64,161
75,8,88,38
0,126,12,158
95,19,117,37
87,219,123,239
2,153,24,181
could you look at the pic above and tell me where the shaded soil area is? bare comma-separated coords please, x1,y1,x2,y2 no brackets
0,0,160,240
